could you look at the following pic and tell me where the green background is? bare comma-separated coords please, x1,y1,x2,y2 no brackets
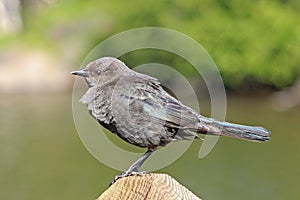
0,1,299,199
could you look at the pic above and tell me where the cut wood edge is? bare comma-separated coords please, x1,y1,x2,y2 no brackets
97,173,201,200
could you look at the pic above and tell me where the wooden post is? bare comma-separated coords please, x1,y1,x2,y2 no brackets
97,173,201,200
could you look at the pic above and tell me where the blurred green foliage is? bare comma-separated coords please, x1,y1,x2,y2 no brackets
3,0,300,89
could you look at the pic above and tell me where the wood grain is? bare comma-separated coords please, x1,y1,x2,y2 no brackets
97,173,201,200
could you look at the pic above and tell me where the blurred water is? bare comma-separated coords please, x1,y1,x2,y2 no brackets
0,94,299,200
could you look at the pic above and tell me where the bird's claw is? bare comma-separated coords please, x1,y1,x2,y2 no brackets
110,171,150,186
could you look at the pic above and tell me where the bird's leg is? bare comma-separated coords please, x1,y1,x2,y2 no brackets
111,147,156,185
125,149,153,173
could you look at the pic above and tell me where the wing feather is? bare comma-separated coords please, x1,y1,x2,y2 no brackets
120,73,205,132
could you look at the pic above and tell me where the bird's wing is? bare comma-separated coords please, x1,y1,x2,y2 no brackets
118,74,208,133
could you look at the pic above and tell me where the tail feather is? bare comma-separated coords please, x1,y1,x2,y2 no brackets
200,118,270,142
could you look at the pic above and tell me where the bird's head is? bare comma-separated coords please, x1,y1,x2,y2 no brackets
71,57,128,87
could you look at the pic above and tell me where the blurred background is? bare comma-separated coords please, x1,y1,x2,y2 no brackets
0,0,299,199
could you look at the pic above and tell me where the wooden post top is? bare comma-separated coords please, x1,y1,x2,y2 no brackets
97,173,201,200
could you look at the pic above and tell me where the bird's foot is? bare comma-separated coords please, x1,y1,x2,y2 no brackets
110,171,150,186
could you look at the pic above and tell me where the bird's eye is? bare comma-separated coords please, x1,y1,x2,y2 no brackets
94,70,101,75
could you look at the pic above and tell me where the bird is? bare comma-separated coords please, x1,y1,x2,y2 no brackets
71,57,270,182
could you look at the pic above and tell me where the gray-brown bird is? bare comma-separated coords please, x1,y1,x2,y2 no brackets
71,57,270,182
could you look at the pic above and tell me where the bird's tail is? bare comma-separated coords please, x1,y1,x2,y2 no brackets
200,117,270,142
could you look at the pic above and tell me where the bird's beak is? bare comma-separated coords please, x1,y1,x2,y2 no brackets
71,69,88,77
